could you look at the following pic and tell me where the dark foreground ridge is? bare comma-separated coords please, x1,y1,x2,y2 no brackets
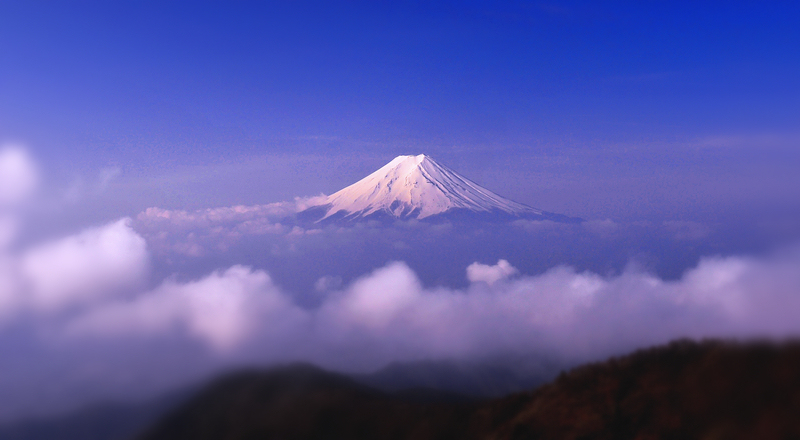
136,340,800,440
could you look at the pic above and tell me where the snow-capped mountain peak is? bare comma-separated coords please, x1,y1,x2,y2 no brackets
306,154,545,221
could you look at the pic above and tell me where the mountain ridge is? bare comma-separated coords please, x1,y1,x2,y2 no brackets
135,339,800,440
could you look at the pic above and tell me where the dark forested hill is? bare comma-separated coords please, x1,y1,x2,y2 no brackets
137,340,800,440
135,364,479,440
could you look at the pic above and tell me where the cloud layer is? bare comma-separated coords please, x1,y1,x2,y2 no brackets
9,201,800,373
47,243,800,367
135,200,321,256
1,145,799,420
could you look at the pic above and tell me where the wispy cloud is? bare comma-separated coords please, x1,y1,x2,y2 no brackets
0,146,38,208
134,198,324,256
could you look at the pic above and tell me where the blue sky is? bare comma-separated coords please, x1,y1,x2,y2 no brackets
2,1,798,188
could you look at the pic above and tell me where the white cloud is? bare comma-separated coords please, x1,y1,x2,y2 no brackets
20,219,149,312
294,194,328,212
467,259,518,285
321,262,422,331
0,146,38,207
67,265,307,351
0,146,38,251
134,202,303,256
137,204,295,228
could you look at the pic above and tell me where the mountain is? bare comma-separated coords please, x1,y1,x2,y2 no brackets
298,154,578,223
136,340,800,440
135,364,479,440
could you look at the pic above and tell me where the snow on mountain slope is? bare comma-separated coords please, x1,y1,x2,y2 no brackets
305,154,546,221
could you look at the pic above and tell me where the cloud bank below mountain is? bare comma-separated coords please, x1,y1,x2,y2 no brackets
58,249,800,363
1,145,799,421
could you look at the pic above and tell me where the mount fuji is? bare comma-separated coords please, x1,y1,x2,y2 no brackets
298,154,579,224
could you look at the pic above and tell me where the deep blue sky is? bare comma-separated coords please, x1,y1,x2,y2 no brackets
1,1,798,220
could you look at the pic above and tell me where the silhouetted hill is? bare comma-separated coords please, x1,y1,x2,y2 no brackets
480,339,800,439
354,358,557,397
138,340,800,440
135,363,479,440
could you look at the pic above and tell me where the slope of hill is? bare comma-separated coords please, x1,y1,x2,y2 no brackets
135,364,479,440
137,340,800,440
354,358,557,398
